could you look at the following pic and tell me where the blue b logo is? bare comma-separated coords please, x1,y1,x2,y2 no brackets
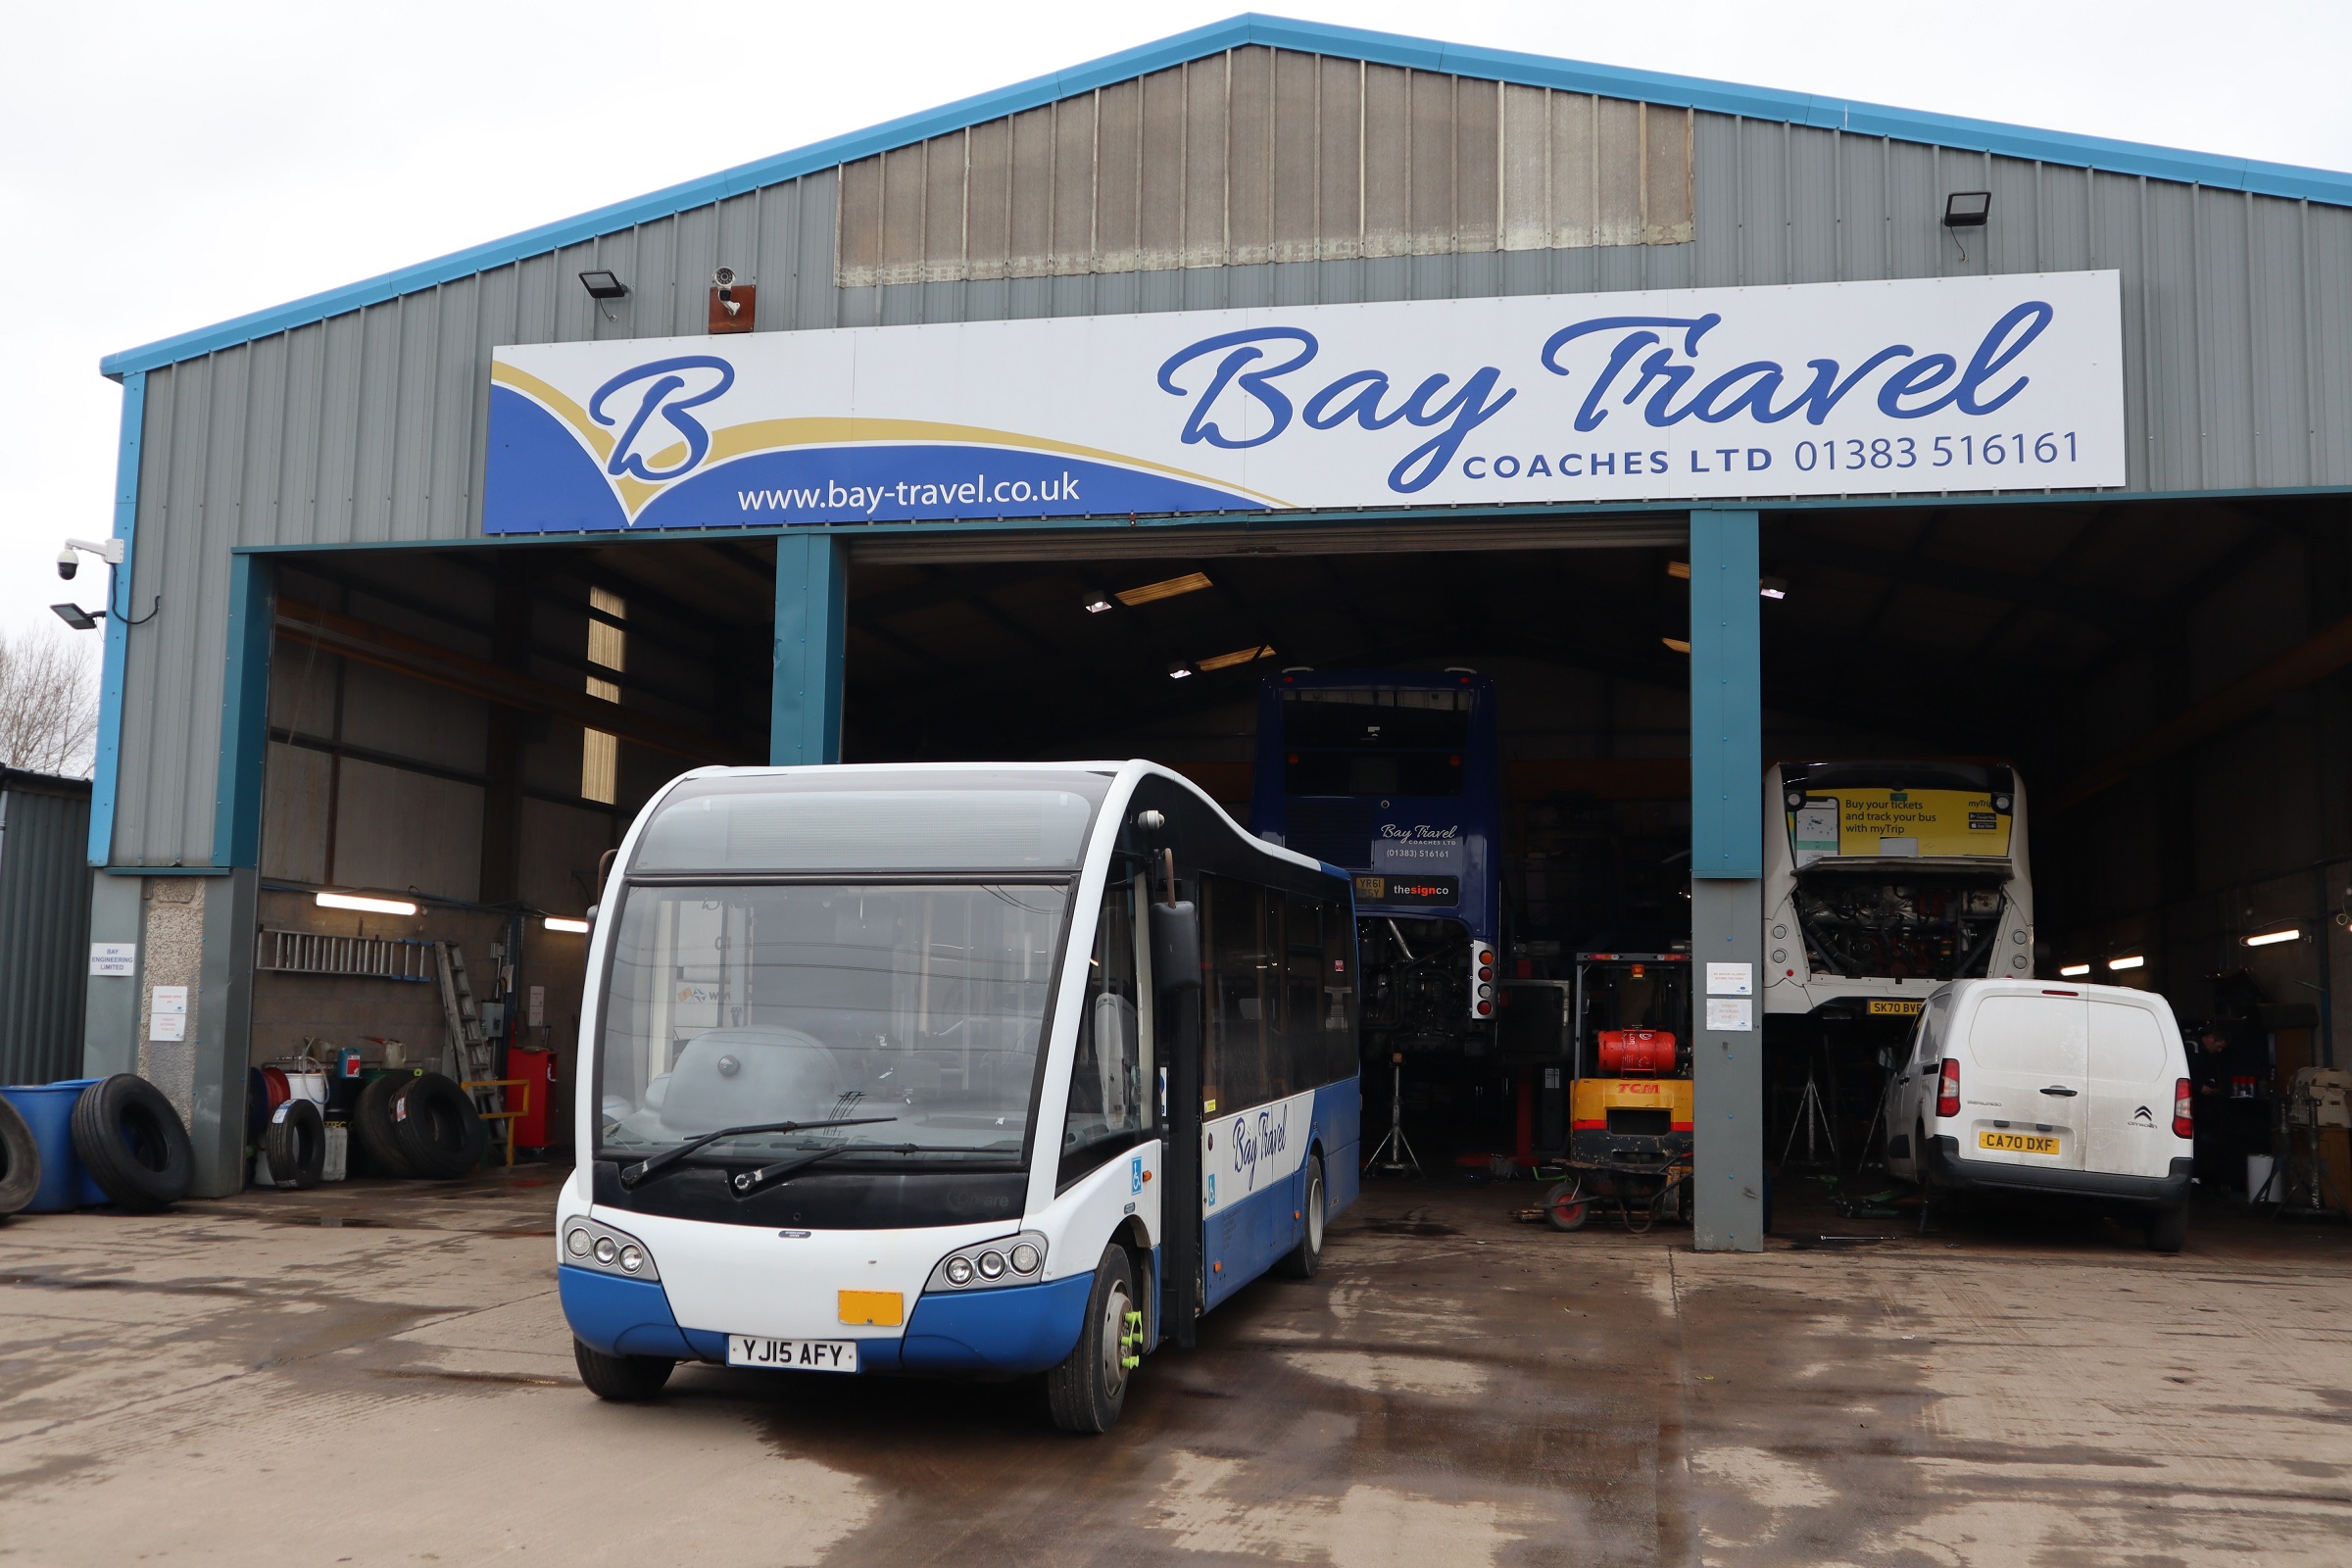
589,356,736,481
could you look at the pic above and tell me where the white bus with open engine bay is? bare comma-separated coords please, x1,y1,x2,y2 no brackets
558,762,1362,1432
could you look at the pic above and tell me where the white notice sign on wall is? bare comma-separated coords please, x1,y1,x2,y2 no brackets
1705,998,1755,1032
1705,962,1754,996
149,985,189,1042
528,986,546,1028
90,943,135,977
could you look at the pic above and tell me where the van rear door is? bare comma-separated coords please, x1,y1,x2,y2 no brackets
1958,989,2087,1171
2085,996,2177,1179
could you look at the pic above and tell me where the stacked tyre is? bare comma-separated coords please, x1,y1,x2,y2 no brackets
353,1071,485,1181
0,1096,39,1217
72,1075,196,1211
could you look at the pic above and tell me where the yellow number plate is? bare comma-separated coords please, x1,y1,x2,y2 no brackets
1978,1130,2059,1156
1868,1000,1924,1016
837,1290,904,1327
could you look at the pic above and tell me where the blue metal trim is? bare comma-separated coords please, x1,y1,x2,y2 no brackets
1689,509,1763,879
98,15,2352,379
212,555,275,868
86,371,144,867
900,1272,1093,1374
771,532,846,766
559,1265,697,1360
99,866,230,877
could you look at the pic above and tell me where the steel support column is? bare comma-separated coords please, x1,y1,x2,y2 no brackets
772,533,847,766
1689,509,1765,1252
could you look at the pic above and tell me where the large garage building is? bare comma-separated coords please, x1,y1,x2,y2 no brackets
73,16,2352,1242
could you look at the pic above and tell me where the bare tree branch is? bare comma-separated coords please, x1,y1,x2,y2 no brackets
0,626,99,777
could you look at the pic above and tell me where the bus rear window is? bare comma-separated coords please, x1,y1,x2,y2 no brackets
1285,751,1464,797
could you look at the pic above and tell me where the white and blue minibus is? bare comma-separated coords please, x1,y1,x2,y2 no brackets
557,761,1362,1432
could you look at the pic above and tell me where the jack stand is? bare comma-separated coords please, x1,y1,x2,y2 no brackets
1366,1054,1421,1177
1778,1065,1841,1172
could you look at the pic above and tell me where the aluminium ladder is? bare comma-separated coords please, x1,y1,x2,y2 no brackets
435,943,507,1152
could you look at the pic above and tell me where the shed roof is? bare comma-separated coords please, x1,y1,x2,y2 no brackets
100,11,2352,379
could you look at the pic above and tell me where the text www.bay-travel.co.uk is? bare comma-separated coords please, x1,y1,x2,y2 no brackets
736,472,1082,516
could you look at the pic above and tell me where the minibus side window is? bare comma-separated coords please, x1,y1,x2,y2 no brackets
1062,881,1145,1182
1204,875,1271,1111
1282,893,1328,1093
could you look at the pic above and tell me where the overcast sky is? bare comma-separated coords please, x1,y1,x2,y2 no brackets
5,0,2348,650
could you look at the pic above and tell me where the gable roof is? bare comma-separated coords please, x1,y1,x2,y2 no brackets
101,11,2352,379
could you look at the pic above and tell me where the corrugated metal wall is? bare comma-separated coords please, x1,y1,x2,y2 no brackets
107,54,2352,867
836,47,1692,285
0,772,93,1084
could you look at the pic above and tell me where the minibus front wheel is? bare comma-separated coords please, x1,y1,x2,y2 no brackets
1046,1245,1137,1434
574,1337,675,1401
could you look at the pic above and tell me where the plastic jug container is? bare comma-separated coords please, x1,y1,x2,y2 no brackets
0,1079,110,1212
2247,1153,2278,1202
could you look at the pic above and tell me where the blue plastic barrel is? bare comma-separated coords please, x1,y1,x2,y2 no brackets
0,1079,109,1212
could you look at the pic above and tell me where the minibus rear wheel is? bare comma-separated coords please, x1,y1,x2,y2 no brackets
1047,1245,1136,1434
573,1338,674,1401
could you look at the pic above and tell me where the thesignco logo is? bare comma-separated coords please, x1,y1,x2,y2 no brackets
590,356,736,481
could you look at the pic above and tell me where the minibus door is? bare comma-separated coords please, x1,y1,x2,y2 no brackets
1152,882,1204,1349
1959,990,2087,1171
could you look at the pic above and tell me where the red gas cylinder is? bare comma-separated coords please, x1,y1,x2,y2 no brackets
508,1048,557,1150
1596,1029,1678,1074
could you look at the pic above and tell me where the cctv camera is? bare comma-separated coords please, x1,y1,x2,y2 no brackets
57,548,77,581
712,267,737,289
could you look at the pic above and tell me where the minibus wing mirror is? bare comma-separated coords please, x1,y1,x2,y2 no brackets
1151,901,1201,991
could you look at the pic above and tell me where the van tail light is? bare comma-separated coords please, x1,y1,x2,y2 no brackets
1935,1059,1962,1120
2173,1078,2193,1140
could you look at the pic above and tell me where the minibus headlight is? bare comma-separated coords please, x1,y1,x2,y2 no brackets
561,1218,660,1281
926,1231,1051,1293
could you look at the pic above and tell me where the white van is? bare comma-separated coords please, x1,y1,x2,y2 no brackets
1886,979,2194,1250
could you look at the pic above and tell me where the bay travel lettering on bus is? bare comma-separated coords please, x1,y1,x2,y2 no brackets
483,270,2125,534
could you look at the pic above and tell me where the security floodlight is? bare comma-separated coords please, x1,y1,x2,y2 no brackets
1166,662,1194,680
51,603,98,631
579,270,628,301
1943,191,1991,227
1081,593,1116,614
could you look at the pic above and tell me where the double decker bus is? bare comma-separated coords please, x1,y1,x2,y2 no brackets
560,761,1359,1433
1249,669,1503,1073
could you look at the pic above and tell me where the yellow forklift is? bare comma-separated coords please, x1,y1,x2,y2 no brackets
1538,951,1693,1232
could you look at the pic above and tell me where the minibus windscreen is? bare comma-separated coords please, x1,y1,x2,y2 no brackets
597,882,1070,1163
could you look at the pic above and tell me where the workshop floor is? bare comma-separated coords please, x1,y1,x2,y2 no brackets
2,1167,2347,1567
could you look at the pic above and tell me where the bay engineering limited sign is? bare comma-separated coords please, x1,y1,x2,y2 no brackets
484,270,2125,534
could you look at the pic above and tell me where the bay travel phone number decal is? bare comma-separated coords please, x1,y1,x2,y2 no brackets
483,270,2125,533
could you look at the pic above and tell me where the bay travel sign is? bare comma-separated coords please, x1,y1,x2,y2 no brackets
483,270,2125,533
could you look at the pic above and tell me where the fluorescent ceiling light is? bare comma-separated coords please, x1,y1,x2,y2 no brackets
317,891,417,916
2058,963,2090,977
1166,662,1194,679
544,916,591,934
1196,644,1276,671
2243,928,2300,948
1080,594,1116,614
1116,571,1212,607
2107,955,2144,971
1760,577,1788,600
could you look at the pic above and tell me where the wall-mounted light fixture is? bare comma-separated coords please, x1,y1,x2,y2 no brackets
317,890,417,916
2058,962,2091,977
1080,593,1116,614
2243,927,2301,948
1166,662,1194,680
50,603,98,630
1943,191,1991,264
2107,954,2145,971
579,269,628,323
544,915,591,935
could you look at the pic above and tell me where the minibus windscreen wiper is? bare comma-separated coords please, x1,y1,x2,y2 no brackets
616,1117,898,1189
730,1143,1004,1198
